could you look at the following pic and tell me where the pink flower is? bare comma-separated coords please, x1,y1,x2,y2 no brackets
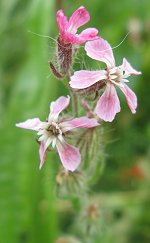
16,96,99,171
56,6,98,44
70,37,141,122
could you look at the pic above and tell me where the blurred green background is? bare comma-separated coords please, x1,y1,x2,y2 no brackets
0,0,150,242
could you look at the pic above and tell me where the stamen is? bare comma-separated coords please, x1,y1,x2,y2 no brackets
108,67,124,83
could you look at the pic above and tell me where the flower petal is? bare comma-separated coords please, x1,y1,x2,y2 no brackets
119,83,137,113
122,58,142,75
60,32,80,44
70,70,107,89
56,140,81,172
56,9,69,33
61,29,98,45
85,37,115,67
68,6,90,34
75,28,99,44
39,142,46,170
95,83,121,122
60,116,99,132
49,96,70,121
39,138,52,170
16,118,42,131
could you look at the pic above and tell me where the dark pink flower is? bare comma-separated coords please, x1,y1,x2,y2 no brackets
70,37,141,122
16,96,99,171
56,6,98,44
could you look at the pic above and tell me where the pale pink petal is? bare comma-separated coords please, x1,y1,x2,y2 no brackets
16,118,42,131
95,83,121,122
39,138,52,170
49,96,70,120
75,28,99,44
70,70,107,89
119,83,137,113
39,142,46,170
122,58,141,75
56,10,69,33
56,140,81,172
68,6,90,34
85,38,115,67
60,116,99,132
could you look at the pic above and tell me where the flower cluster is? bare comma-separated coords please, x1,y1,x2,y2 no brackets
16,6,141,172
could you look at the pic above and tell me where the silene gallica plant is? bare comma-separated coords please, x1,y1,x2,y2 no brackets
16,5,141,240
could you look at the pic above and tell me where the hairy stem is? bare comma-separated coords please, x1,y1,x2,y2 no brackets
56,0,63,10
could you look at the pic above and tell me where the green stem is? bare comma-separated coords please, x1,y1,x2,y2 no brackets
66,75,78,116
70,89,78,116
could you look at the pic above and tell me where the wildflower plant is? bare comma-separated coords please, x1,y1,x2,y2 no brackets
16,5,141,241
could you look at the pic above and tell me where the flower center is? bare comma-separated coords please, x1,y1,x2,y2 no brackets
108,67,123,84
46,122,62,136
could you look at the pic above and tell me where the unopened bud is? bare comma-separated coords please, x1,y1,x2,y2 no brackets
54,236,81,243
49,62,63,79
87,204,100,220
56,169,69,186
128,18,142,45
55,169,85,196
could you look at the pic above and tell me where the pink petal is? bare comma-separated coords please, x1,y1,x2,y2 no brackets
85,37,115,67
61,28,98,45
49,96,70,120
68,6,90,34
95,83,121,122
39,138,52,170
70,70,107,89
60,31,80,44
62,34,95,45
16,118,42,131
119,83,137,113
39,142,46,170
75,28,99,44
61,116,99,132
56,140,81,172
122,58,141,75
56,10,69,33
